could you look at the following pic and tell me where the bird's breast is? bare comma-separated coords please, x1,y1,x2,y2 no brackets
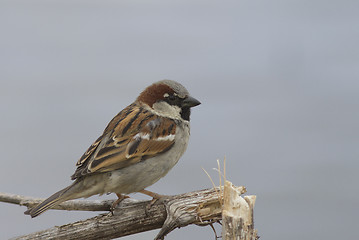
106,122,190,194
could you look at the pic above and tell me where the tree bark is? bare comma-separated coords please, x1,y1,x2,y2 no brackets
1,185,258,240
0,192,113,212
6,188,223,240
222,181,258,240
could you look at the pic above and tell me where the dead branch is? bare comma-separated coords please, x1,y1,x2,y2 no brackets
0,192,114,212
222,181,258,240
1,186,257,240
4,188,222,240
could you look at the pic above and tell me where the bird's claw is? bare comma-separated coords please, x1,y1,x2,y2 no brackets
110,193,130,214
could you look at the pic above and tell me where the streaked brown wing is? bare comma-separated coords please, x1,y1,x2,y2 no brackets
71,104,176,179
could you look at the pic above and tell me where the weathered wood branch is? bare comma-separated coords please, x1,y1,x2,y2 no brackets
0,192,114,212
222,181,258,240
5,188,223,240
1,185,257,240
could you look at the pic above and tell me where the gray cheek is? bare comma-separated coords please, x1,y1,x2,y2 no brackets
152,102,182,119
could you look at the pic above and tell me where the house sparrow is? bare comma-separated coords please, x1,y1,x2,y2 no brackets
25,80,200,218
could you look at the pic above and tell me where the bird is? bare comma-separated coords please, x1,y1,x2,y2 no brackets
25,79,200,218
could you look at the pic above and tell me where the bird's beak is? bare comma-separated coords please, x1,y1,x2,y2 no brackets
182,96,201,108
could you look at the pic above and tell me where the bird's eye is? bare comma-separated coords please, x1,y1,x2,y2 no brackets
168,94,176,101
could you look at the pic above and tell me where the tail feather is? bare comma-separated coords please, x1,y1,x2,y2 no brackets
24,184,74,218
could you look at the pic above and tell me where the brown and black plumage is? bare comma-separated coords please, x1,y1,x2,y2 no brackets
25,80,200,218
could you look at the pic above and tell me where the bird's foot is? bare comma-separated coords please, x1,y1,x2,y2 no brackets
110,193,130,214
139,189,170,215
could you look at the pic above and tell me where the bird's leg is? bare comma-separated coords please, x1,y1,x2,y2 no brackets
139,189,168,211
110,193,130,213
140,189,165,200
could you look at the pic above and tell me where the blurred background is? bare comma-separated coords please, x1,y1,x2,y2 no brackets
1,0,358,239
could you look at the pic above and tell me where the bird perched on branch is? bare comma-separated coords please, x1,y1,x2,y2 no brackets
25,80,200,218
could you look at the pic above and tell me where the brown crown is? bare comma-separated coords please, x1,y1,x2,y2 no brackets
137,83,175,107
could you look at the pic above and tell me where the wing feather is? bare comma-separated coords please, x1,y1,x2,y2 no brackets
71,104,176,179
